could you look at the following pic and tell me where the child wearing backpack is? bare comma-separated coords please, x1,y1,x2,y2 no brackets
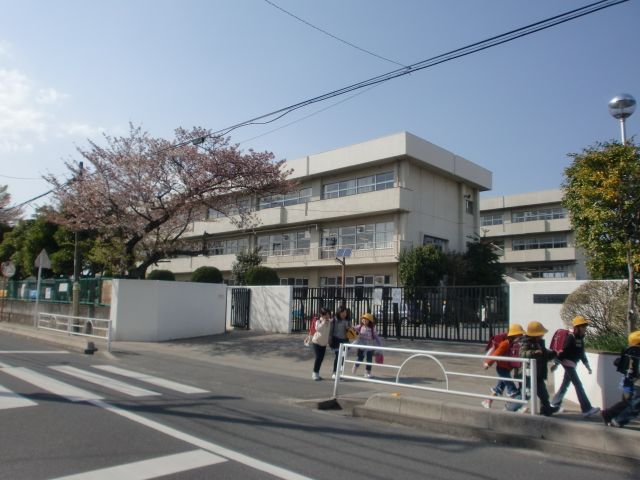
600,330,640,427
481,323,525,409
518,321,558,416
549,316,600,418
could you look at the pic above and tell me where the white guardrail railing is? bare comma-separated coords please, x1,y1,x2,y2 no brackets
37,312,112,352
333,343,538,415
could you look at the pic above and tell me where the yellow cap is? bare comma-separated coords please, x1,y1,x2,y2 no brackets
507,323,526,337
361,313,374,322
629,331,640,347
572,316,589,327
526,321,548,337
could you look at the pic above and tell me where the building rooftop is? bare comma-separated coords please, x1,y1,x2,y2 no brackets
480,188,563,211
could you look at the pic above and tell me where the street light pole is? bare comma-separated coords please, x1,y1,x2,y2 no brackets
71,162,84,318
608,94,636,144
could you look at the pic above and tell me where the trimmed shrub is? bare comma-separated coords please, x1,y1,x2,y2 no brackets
245,266,279,286
191,266,223,283
146,269,175,281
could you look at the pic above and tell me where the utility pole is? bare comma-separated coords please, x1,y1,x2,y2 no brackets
71,162,83,318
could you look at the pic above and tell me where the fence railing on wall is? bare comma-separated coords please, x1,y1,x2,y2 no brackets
2,278,113,306
290,285,508,343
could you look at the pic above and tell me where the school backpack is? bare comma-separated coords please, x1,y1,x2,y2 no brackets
485,332,508,355
614,346,640,375
507,339,523,369
550,328,571,354
308,316,318,335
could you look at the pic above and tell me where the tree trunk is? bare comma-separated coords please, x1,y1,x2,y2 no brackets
627,247,637,333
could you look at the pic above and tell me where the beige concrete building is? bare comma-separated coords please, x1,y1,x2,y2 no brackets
480,189,589,281
160,132,492,287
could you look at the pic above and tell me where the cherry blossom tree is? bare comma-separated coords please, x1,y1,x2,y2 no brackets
46,125,291,278
0,185,22,226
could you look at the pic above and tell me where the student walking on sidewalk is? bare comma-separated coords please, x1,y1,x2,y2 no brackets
482,323,525,408
311,308,332,381
519,321,557,416
550,316,600,417
352,313,380,378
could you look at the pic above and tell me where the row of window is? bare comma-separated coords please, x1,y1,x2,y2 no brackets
321,222,394,251
320,275,392,287
259,188,312,210
511,236,568,251
322,172,394,199
480,207,567,226
258,231,311,256
513,264,569,279
207,238,250,256
280,277,309,286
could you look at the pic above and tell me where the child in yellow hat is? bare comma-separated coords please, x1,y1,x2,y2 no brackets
601,331,640,427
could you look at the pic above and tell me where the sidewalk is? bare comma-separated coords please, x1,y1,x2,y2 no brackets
1,322,638,464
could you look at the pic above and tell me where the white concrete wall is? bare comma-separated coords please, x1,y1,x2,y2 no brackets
226,286,293,333
509,280,587,334
110,279,227,341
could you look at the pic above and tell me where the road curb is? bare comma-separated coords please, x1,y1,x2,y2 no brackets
353,393,640,465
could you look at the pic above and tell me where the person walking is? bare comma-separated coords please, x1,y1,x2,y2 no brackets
311,308,332,381
601,330,640,427
330,306,352,379
550,316,600,417
482,323,525,408
352,313,379,378
519,321,557,416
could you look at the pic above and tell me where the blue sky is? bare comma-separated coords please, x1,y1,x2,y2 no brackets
1,0,639,214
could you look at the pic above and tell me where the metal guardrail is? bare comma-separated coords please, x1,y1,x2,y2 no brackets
332,343,538,415
37,312,112,352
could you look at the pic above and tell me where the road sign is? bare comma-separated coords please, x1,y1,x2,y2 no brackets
1,261,15,278
34,249,51,269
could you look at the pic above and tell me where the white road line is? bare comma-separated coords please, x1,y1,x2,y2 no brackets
2,367,103,402
89,399,315,480
93,366,209,394
0,350,70,354
0,383,38,410
50,366,161,398
50,449,226,480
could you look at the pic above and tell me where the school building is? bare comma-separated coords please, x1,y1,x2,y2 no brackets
157,132,492,287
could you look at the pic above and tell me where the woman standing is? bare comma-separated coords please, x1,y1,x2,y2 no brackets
330,307,352,379
311,308,332,381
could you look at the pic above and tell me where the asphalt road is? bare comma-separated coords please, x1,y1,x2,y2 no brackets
0,332,634,480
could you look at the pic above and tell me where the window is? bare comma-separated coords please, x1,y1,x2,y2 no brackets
512,207,566,223
320,275,391,287
321,221,394,253
260,188,311,209
207,238,249,255
423,235,448,251
512,235,567,251
514,264,569,279
208,199,251,218
257,230,310,257
465,199,474,214
280,277,308,286
322,171,395,199
481,213,503,226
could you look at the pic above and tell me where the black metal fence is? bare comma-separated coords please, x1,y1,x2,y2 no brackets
290,285,508,343
230,288,251,329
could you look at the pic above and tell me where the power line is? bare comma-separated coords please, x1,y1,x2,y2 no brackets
166,0,627,151
0,174,43,180
263,0,407,68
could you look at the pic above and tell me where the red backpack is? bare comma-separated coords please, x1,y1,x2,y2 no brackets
485,332,508,355
550,329,571,354
507,339,523,369
308,316,318,336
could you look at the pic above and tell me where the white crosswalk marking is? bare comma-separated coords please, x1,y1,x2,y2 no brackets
51,449,227,480
93,365,209,394
50,366,161,397
0,383,38,410
1,367,103,402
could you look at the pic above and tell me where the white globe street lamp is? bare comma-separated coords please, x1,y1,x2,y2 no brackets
608,94,636,144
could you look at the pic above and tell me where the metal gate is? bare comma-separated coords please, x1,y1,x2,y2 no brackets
230,288,251,329
290,285,508,343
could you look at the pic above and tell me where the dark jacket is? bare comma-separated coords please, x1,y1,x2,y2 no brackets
557,332,589,366
520,336,556,380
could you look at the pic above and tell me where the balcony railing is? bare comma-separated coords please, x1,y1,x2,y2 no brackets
261,241,400,265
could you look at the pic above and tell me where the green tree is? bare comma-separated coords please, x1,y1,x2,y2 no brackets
191,266,223,283
563,141,640,333
231,248,263,285
463,240,504,286
146,269,175,281
399,245,446,288
245,266,279,285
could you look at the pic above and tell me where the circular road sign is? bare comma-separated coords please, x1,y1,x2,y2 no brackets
1,261,16,278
